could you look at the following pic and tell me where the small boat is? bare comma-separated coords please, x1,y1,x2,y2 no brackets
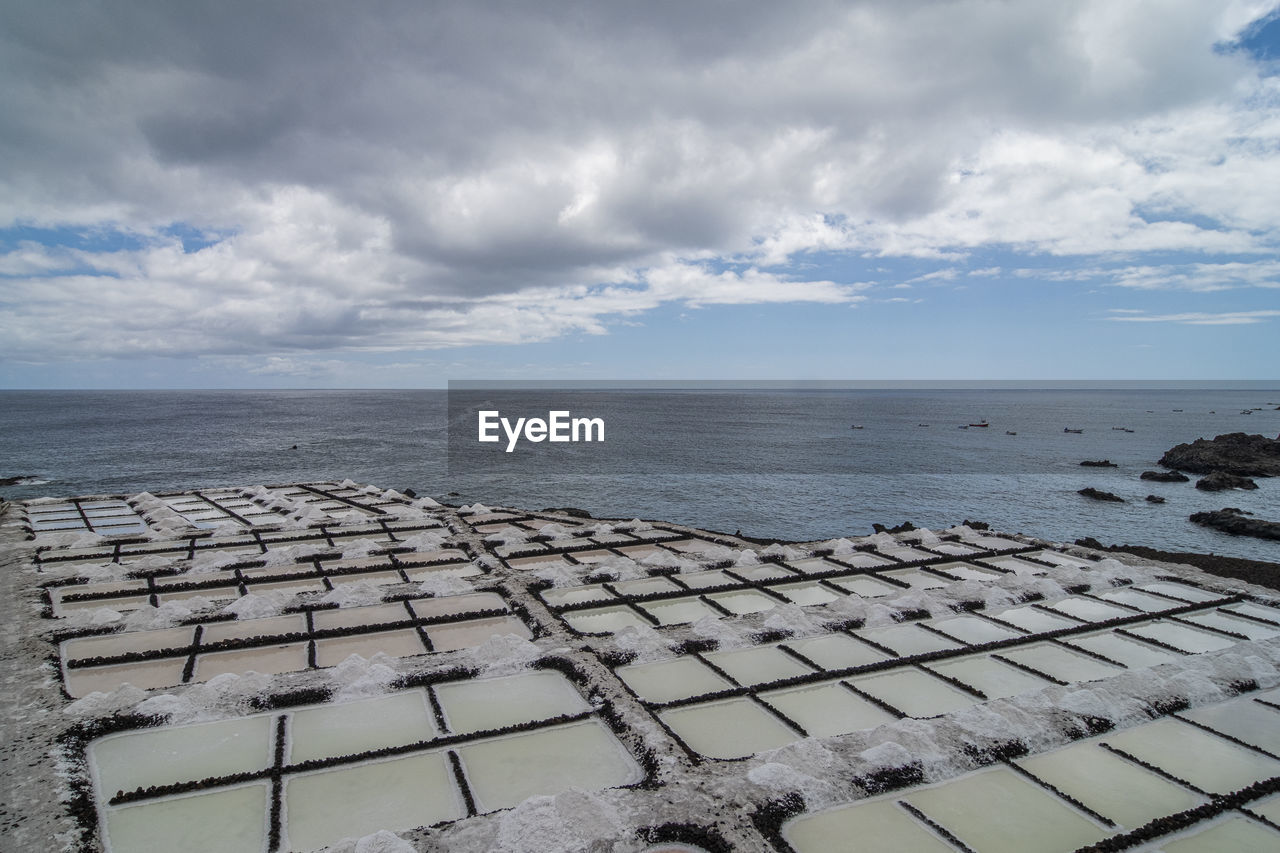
1111,426,1127,430
917,423,929,427
850,424,864,429
1064,428,1084,434
968,421,990,428
1242,410,1253,415
1122,428,1135,433
1172,409,1183,412
1005,430,1017,435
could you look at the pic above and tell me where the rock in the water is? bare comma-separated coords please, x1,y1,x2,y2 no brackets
1145,494,1166,503
1078,487,1125,502
1140,470,1190,483
540,506,593,518
872,520,917,533
1080,460,1118,468
1190,507,1280,541
1159,432,1280,477
1195,471,1260,492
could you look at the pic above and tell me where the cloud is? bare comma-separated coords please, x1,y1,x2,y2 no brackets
1106,309,1280,324
2,1,1279,362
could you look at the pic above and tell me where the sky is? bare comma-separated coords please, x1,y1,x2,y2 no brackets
1,1,1279,389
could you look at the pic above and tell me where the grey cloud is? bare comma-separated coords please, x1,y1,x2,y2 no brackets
1,1,1277,359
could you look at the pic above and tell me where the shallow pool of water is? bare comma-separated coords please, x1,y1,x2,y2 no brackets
457,719,643,811
703,646,815,686
1016,739,1202,829
105,783,270,853
435,670,590,734
284,750,461,852
904,766,1108,853
783,797,954,853
1104,718,1280,794
93,715,273,798
657,697,798,759
851,668,979,717
616,657,734,703
289,690,437,763
759,679,896,737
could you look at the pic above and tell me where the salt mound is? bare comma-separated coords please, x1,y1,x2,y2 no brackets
468,633,542,674
64,685,149,717
492,789,627,853
317,829,417,853
124,601,193,631
748,760,843,809
320,581,386,609
136,671,275,723
763,603,827,637
330,654,399,701
612,625,671,663
416,572,475,598
222,591,292,620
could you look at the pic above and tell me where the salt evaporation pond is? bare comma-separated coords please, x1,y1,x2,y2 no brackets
1016,740,1204,828
658,697,799,759
288,691,437,763
435,670,590,734
16,480,1280,853
284,751,462,852
93,715,273,797
905,767,1108,853
456,719,644,811
1104,718,1280,794
106,783,271,853
758,679,896,736
850,668,979,717
617,657,735,703
927,654,1053,698
1157,815,1280,852
704,646,816,685
783,798,956,853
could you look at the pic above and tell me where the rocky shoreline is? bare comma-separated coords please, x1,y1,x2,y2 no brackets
1158,431,1280,477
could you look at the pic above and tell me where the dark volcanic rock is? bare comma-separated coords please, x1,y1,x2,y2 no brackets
1140,470,1190,482
1078,487,1125,503
541,506,593,518
1080,460,1118,468
1145,495,1166,504
872,520,917,534
1159,432,1280,477
1190,507,1280,541
1195,471,1260,492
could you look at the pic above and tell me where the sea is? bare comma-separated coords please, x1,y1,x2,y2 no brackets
1,387,1278,561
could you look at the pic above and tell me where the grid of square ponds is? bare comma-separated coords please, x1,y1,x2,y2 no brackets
34,488,1280,853
44,524,469,616
532,541,1074,634
88,669,645,853
25,482,409,540
26,499,149,535
780,687,1280,853
57,566,535,696
611,582,1280,760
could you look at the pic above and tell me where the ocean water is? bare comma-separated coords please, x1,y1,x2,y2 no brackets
1,388,1278,561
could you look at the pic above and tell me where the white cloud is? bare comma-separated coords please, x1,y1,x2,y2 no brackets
1106,309,1280,324
1,1,1279,362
